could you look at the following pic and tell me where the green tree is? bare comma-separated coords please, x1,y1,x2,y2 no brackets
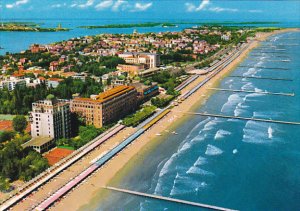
0,131,15,143
12,115,27,133
0,177,11,192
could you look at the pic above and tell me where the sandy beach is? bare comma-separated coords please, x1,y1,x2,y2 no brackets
11,28,297,211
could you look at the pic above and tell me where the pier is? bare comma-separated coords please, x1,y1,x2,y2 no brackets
238,65,289,70
254,51,287,54
104,186,238,211
229,75,293,81
207,88,295,97
250,54,290,59
247,58,290,63
173,111,300,125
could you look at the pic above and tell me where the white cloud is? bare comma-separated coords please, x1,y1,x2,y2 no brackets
132,2,152,12
209,7,238,12
5,0,29,9
186,0,209,12
51,3,67,8
197,0,209,11
51,4,61,8
78,0,94,8
248,9,262,13
112,0,128,11
95,0,113,10
186,0,238,13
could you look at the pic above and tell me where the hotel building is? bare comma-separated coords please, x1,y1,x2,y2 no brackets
71,85,138,128
118,52,160,69
117,64,145,76
30,99,71,139
27,99,71,153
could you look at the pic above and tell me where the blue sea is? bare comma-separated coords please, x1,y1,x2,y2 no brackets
90,31,300,211
0,18,300,55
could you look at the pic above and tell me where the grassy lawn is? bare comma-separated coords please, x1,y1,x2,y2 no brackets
0,114,16,121
0,114,29,121
57,145,75,151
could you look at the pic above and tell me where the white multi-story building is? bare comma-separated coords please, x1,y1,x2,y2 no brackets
0,78,26,91
118,52,160,69
30,99,71,140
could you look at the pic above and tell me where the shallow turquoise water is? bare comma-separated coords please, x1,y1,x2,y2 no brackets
94,31,300,211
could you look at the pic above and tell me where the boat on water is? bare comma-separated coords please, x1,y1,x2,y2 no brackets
156,133,162,136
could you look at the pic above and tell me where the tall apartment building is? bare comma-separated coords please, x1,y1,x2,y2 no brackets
71,85,137,128
0,78,26,91
118,52,160,69
30,99,71,140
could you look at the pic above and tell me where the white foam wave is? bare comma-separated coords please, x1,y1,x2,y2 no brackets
242,120,276,144
214,129,231,140
243,67,258,76
268,126,273,139
233,149,238,154
169,174,208,196
221,94,243,113
241,82,254,90
190,134,205,143
179,142,191,152
159,154,177,177
225,79,234,84
203,118,222,131
205,144,223,156
253,111,283,119
186,118,210,139
194,156,207,166
186,166,213,175
254,87,263,92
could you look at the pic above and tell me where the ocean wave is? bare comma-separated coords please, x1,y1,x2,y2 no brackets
225,79,234,85
205,144,223,156
268,126,274,139
194,156,207,166
233,102,250,117
253,111,283,119
179,142,191,152
186,166,214,175
214,129,232,140
186,117,211,139
241,82,254,90
221,94,243,113
169,174,207,196
243,67,258,76
190,134,206,143
242,120,276,144
254,87,264,92
203,118,222,131
158,154,177,177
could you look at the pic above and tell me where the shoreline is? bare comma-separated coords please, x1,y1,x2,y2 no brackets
47,28,298,211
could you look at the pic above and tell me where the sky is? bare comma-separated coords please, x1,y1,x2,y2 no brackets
0,0,300,22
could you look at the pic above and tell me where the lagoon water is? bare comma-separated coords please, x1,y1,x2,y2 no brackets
90,31,300,210
1,18,300,55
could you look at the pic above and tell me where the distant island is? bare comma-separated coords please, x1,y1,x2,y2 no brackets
79,21,280,29
0,22,70,32
79,22,178,29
